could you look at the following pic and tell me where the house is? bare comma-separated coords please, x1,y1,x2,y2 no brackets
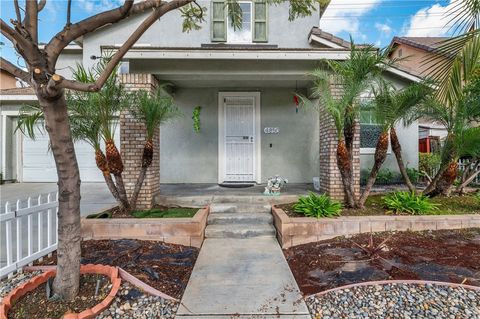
0,1,422,206
388,36,450,154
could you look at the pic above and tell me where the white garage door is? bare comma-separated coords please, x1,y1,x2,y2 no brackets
22,124,120,182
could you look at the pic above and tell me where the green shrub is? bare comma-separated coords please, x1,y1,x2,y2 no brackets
376,169,395,184
406,167,420,184
383,191,438,215
419,153,441,177
293,192,342,218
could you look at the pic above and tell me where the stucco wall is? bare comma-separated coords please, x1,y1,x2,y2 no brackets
160,88,319,183
81,1,320,68
55,51,83,79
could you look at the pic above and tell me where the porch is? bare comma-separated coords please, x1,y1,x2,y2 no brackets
155,183,315,207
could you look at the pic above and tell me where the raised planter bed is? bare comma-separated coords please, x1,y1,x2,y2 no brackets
272,205,480,249
0,264,120,319
81,206,209,247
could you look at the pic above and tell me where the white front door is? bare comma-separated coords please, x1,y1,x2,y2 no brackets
219,92,261,183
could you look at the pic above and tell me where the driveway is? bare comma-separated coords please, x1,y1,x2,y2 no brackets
0,182,115,216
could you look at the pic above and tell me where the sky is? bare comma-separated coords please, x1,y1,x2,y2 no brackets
1,0,456,68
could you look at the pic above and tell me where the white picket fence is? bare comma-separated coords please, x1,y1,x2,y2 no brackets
458,159,480,185
0,193,58,278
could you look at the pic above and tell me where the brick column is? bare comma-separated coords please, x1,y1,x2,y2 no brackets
318,82,360,201
119,74,160,209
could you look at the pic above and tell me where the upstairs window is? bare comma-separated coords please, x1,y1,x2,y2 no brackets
211,0,267,43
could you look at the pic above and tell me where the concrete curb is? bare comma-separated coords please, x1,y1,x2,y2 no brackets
272,206,480,249
306,279,480,299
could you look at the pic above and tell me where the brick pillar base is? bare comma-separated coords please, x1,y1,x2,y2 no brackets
119,74,160,209
318,82,360,201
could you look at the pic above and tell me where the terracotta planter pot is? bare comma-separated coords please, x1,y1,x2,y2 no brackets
0,264,121,319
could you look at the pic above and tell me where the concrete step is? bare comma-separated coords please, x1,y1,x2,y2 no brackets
209,203,271,214
205,224,276,238
207,212,273,225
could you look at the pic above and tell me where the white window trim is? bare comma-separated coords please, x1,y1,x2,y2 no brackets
226,1,253,44
218,91,261,184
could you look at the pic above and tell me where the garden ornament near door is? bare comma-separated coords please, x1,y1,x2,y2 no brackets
264,175,288,196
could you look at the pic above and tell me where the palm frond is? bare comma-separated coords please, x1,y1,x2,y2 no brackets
15,104,44,139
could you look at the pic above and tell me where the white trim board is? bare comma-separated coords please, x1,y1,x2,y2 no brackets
218,92,261,184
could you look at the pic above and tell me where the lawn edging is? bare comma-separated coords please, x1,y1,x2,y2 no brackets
272,206,480,249
81,206,209,248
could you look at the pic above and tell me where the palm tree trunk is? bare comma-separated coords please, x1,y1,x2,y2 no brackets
94,149,128,211
105,139,129,208
390,127,416,192
359,131,389,207
428,161,458,197
424,133,456,195
337,139,356,208
39,92,81,300
130,139,154,211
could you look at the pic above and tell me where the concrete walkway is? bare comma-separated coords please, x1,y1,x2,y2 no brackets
177,237,310,318
0,182,115,215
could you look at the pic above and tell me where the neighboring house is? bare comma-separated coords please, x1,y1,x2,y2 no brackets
388,36,450,154
0,69,18,90
0,1,421,202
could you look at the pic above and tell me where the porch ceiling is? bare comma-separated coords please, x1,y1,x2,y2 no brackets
129,59,319,88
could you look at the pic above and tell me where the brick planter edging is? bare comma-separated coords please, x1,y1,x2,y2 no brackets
0,265,121,319
272,206,480,249
81,207,209,248
306,279,480,299
24,266,178,301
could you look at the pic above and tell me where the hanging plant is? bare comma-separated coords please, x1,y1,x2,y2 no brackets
192,106,202,133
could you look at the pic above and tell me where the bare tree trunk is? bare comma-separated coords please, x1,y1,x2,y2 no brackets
130,139,153,211
457,169,480,194
359,131,389,207
114,174,130,211
337,139,356,208
390,127,416,193
456,160,480,194
39,92,81,301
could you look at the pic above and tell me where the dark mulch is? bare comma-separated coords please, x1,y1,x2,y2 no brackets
278,193,480,217
284,228,480,295
35,239,199,299
8,274,109,319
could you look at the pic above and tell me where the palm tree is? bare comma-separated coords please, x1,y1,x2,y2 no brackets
301,41,396,208
358,80,431,206
421,0,480,196
129,87,180,210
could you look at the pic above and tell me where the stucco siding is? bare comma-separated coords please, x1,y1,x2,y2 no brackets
159,88,320,183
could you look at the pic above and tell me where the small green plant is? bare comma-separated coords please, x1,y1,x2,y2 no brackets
419,153,441,178
376,169,395,185
192,106,201,133
406,167,420,184
293,192,342,218
383,191,438,215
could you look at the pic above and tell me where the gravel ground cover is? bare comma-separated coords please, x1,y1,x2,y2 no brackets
0,271,42,298
306,283,480,319
97,282,178,319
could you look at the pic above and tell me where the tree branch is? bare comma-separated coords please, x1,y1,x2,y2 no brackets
0,57,30,83
38,0,47,12
45,0,137,69
1,19,43,67
51,0,193,93
25,0,39,43
66,0,72,27
13,0,22,25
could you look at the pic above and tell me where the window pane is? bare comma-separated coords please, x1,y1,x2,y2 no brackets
255,3,266,20
360,124,382,148
254,22,266,41
213,21,226,39
213,2,224,20
227,2,252,43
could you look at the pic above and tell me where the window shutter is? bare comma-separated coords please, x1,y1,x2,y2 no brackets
253,0,267,42
212,0,226,42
